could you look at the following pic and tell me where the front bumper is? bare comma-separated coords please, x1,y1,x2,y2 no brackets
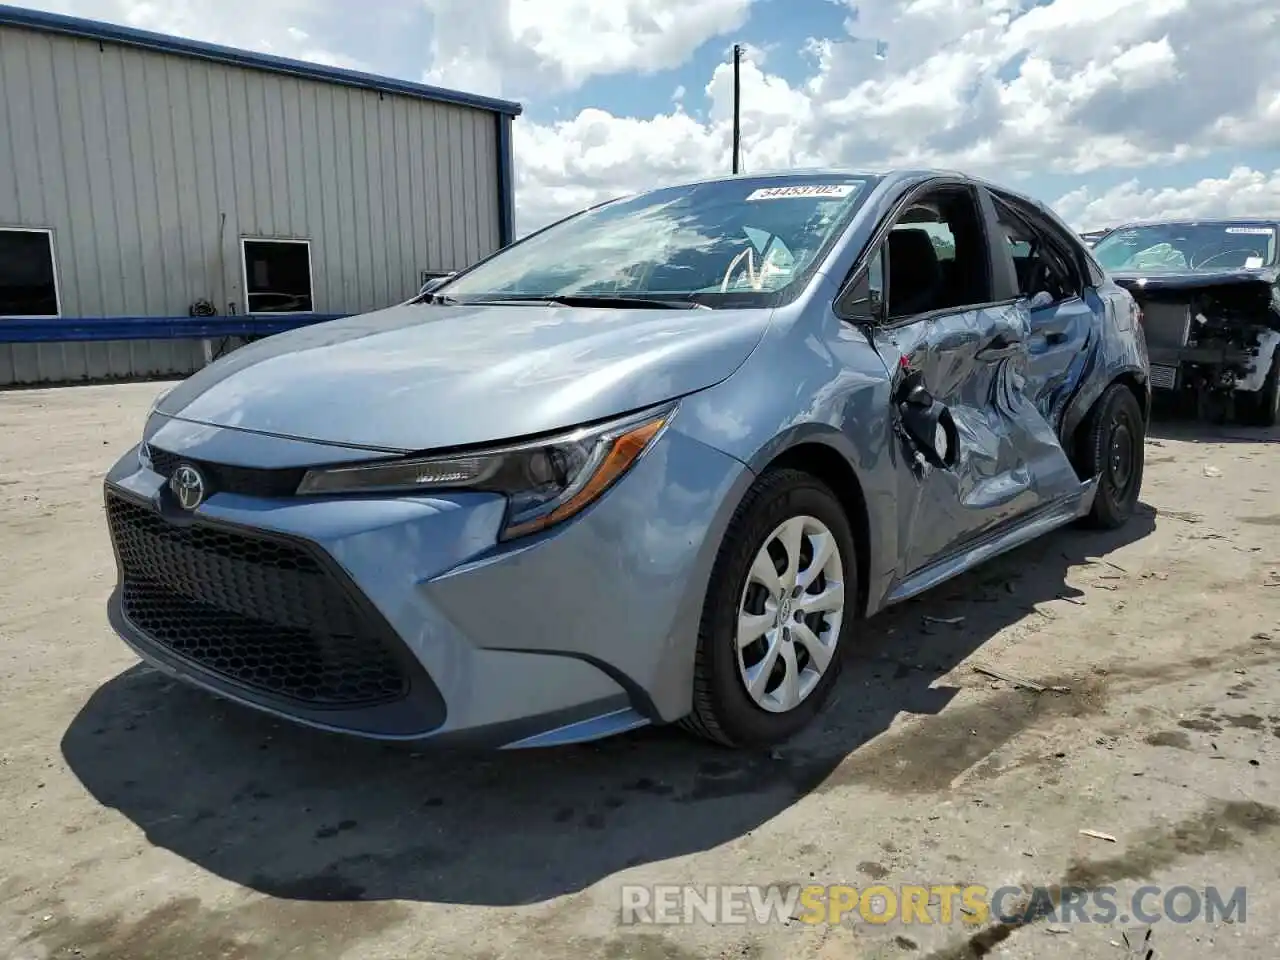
1147,344,1266,393
102,418,750,749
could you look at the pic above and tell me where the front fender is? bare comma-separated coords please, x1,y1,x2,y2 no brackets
675,308,900,618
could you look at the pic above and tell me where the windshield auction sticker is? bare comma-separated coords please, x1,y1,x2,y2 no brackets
746,183,859,201
1225,227,1273,235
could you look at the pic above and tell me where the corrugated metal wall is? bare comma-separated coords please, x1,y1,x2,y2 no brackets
0,23,502,385
0,339,206,385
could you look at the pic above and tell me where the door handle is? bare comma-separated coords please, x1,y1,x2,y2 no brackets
1045,331,1068,345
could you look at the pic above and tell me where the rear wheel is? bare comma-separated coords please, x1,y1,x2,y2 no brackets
681,468,856,748
1239,349,1280,428
1076,383,1146,530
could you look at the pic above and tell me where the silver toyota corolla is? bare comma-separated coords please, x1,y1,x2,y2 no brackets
102,169,1150,750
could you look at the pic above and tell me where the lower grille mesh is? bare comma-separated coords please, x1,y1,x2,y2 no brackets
1148,364,1178,390
106,493,409,707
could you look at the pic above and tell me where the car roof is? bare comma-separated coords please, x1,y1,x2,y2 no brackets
609,166,982,195
592,167,1079,235
607,167,1069,219
655,166,929,184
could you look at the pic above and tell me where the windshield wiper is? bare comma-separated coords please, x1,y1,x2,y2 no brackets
548,294,710,310
464,294,710,310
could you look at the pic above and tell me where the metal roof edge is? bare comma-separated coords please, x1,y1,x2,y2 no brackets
0,3,523,117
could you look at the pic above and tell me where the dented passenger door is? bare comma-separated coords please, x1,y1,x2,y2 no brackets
853,182,1085,581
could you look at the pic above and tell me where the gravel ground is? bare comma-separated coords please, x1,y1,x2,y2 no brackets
1,380,1278,960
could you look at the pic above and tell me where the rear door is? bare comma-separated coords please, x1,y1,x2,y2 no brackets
845,181,1085,578
990,192,1097,424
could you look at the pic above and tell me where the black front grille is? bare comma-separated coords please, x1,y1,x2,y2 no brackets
146,445,306,498
106,493,409,707
148,447,182,477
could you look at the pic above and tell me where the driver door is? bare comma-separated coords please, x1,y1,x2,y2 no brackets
844,183,1086,582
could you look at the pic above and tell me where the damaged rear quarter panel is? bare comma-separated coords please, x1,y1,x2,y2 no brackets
990,188,1152,446
1057,281,1151,443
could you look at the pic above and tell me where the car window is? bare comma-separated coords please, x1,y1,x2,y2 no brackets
866,247,885,304
914,222,956,262
988,198,1080,309
884,188,991,319
437,176,876,309
1093,222,1278,272
994,198,1081,306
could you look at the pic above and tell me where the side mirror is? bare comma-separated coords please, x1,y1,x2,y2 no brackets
894,368,958,469
419,272,456,295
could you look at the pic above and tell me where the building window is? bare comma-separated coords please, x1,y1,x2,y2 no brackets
0,228,60,318
241,238,314,313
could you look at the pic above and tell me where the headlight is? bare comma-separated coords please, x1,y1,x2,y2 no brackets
295,403,676,540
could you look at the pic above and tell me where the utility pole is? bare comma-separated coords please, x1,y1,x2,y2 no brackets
731,43,742,174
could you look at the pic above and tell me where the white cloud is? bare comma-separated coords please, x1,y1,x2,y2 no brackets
514,107,725,230
506,0,1280,233
997,0,1188,62
421,0,754,99
35,0,364,68
26,0,1280,241
1054,167,1280,231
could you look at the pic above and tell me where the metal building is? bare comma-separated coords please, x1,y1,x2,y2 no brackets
0,4,522,385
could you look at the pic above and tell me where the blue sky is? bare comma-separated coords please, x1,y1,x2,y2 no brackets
31,0,1280,233
534,1,855,124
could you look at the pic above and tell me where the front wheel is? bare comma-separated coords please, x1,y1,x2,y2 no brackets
1076,383,1146,530
681,468,857,748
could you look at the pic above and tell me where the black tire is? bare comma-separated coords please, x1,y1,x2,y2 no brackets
680,468,858,748
1238,348,1280,428
1076,383,1146,530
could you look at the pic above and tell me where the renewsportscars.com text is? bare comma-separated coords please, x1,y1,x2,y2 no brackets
620,883,1247,927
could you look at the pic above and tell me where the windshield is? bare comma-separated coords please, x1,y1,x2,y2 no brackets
435,176,875,308
1093,222,1278,273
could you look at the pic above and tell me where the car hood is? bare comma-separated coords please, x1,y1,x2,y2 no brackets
1111,265,1280,293
155,302,774,452
1111,267,1280,332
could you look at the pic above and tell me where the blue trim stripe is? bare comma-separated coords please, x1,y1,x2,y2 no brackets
0,4,522,118
0,314,349,344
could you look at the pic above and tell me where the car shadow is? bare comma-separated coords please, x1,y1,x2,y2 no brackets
1147,419,1278,445
61,508,1156,907
1147,397,1279,444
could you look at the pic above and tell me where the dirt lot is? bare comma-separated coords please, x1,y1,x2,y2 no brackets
1,381,1278,960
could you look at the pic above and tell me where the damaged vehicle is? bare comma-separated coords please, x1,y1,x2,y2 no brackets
1093,219,1280,426
102,169,1149,751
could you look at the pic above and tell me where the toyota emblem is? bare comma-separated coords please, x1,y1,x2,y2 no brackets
169,463,207,511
